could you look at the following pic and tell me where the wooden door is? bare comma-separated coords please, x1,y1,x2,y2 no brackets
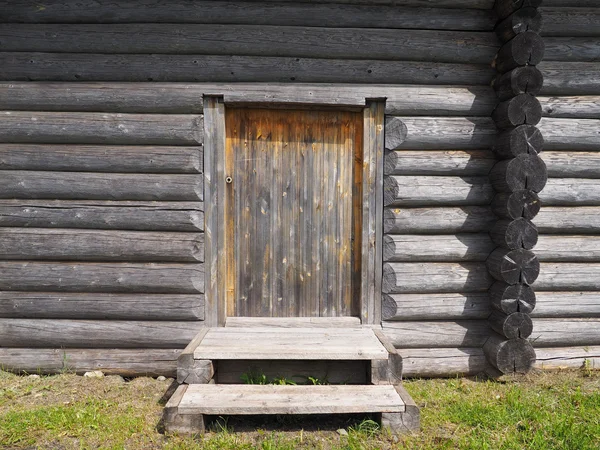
225,107,363,317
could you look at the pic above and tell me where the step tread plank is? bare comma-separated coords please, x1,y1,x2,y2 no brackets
193,327,388,360
179,384,405,415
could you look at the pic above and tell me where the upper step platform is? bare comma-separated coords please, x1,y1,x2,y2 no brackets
194,325,389,360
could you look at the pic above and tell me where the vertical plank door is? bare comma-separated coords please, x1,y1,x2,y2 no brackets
225,107,363,318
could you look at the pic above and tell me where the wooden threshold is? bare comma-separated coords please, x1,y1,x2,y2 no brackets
225,317,362,328
178,384,405,415
193,327,388,360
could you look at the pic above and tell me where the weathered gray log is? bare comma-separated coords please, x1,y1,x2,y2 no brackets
0,292,204,320
0,228,203,262
382,320,491,348
539,62,600,96
492,94,542,129
0,111,203,145
493,66,544,101
0,171,203,201
0,200,204,232
492,190,541,220
536,235,600,262
483,334,536,373
383,234,495,262
535,263,600,291
0,144,202,173
0,348,180,377
0,1,496,28
495,7,542,42
493,125,544,159
490,218,538,250
0,262,204,294
58,0,494,7
382,262,494,294
539,95,600,119
384,176,494,207
489,154,548,193
532,318,600,347
0,25,497,64
0,82,498,117
535,207,600,233
0,319,202,348
380,385,420,434
494,32,545,74
163,385,206,434
384,150,495,176
398,347,488,378
540,179,600,206
534,346,600,371
538,118,600,151
177,328,213,384
494,0,543,20
541,7,600,37
544,37,600,63
372,329,403,385
489,282,536,315
0,53,496,85
382,117,496,150
532,292,600,318
487,248,540,285
383,206,496,234
382,293,490,321
489,310,533,339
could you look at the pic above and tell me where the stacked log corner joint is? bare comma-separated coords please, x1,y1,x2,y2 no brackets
484,0,546,375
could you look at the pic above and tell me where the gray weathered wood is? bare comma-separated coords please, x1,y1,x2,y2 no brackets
0,348,181,376
0,1,495,29
384,176,494,207
0,262,204,294
372,328,403,384
383,206,496,234
539,95,600,119
532,318,600,347
542,151,600,178
490,218,538,250
0,171,203,201
164,385,206,434
384,150,495,176
0,319,202,348
540,7,600,37
382,293,490,321
382,262,494,294
489,310,533,340
536,235,600,262
179,384,405,415
540,179,600,206
538,117,600,150
487,248,540,285
0,200,204,232
0,53,496,85
398,347,488,378
225,317,361,328
177,328,213,384
490,282,536,315
0,111,202,145
494,0,542,20
492,190,541,220
0,25,497,64
535,263,600,290
492,94,542,129
545,36,600,62
493,66,544,101
535,207,600,233
495,7,542,42
0,82,499,116
380,385,420,434
483,334,536,374
383,234,495,262
0,144,202,173
532,292,600,318
534,346,600,371
0,292,204,320
0,228,203,262
539,62,600,95
489,154,548,193
382,320,491,348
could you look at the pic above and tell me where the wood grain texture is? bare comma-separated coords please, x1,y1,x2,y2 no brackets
534,346,600,370
383,234,496,262
0,144,202,173
544,36,600,62
535,263,600,291
0,348,181,376
0,171,203,201
382,320,491,348
382,262,494,294
542,152,600,178
538,117,600,150
532,292,600,318
0,1,496,29
0,228,203,262
0,292,203,320
539,62,600,95
0,53,495,85
532,318,600,347
384,150,495,176
0,262,204,294
382,293,490,321
535,207,600,233
540,179,600,206
398,347,488,378
0,24,497,64
539,96,600,119
0,319,202,348
0,200,204,232
0,111,203,145
383,206,496,234
541,7,600,37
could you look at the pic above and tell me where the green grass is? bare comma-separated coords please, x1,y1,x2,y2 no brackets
0,369,598,449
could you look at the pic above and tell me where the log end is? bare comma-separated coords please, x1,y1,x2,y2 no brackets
382,294,398,321
384,117,407,151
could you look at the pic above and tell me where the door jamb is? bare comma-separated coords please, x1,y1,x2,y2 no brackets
203,95,385,326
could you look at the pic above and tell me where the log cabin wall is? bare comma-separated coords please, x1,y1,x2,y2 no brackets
0,0,598,376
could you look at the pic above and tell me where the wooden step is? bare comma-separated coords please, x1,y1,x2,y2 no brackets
164,383,420,435
193,327,389,360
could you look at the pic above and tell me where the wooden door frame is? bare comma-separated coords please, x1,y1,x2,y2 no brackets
203,95,385,326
